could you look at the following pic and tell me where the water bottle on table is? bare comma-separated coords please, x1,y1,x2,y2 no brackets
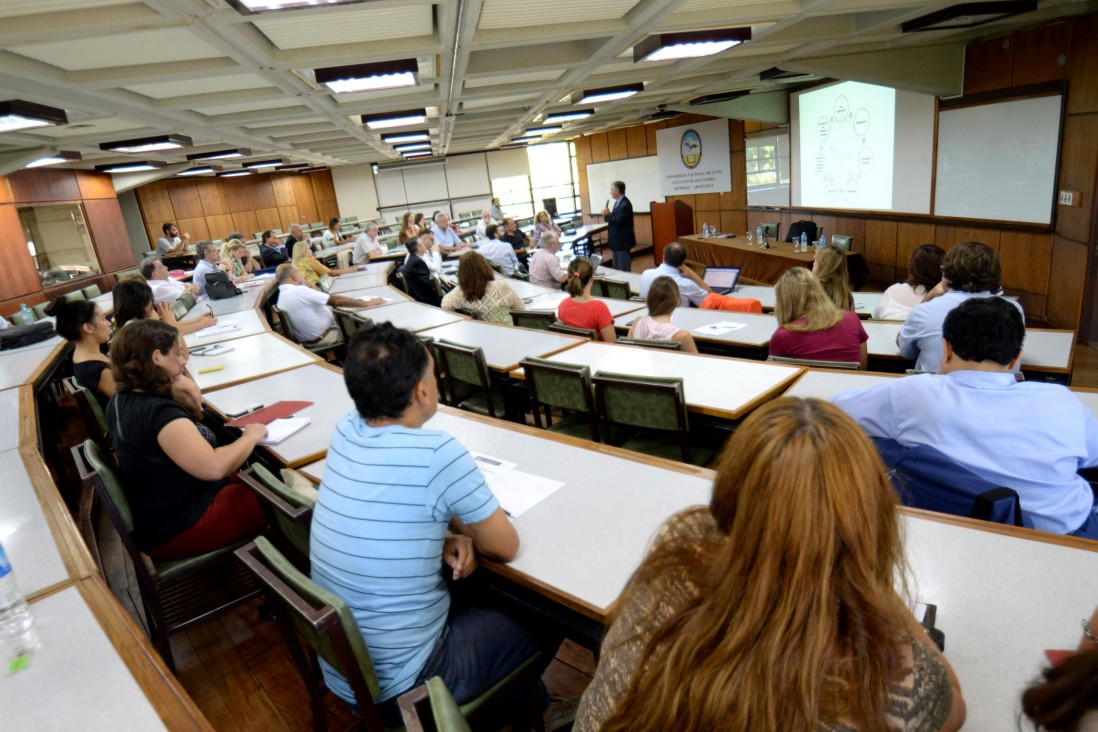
0,541,39,668
800,231,807,252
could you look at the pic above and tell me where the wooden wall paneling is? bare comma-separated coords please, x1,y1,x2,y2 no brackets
1055,113,1098,244
589,132,609,164
999,230,1053,294
251,178,277,211
167,180,204,220
895,221,938,271
254,207,280,231
694,193,720,212
195,178,228,216
935,225,999,252
625,126,648,158
1047,235,1088,330
291,176,318,222
136,181,175,233
0,291,46,317
74,171,116,200
633,214,653,247
175,216,210,243
574,136,591,213
779,212,794,240
144,223,162,252
865,263,897,285
693,210,706,235
645,121,666,153
729,119,745,153
7,169,81,203
309,172,337,204
964,37,1013,95
1010,23,1071,88
223,178,253,213
607,129,628,161
1011,292,1046,319
272,176,296,208
810,214,837,243
1067,14,1098,114
205,213,236,240
863,218,898,269
0,177,12,204
833,216,865,252
0,205,43,300
719,210,746,236
277,205,300,231
83,199,135,273
230,210,260,240
730,150,747,209
316,199,340,224
746,209,764,233
719,191,735,210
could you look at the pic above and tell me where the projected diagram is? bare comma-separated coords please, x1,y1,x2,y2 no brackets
800,82,895,209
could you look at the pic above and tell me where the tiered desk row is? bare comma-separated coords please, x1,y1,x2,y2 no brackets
4,272,1095,731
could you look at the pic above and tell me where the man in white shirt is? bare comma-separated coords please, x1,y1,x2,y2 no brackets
638,241,710,307
353,222,385,264
140,257,200,304
475,211,495,239
192,240,228,298
475,224,521,277
275,263,384,347
528,233,568,290
322,218,350,248
431,213,466,253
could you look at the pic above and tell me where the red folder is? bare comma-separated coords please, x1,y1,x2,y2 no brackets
226,400,312,427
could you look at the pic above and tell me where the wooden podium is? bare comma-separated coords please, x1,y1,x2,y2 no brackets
650,200,693,265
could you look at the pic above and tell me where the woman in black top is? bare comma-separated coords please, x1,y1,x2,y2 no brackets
107,320,267,559
47,298,113,404
112,278,216,335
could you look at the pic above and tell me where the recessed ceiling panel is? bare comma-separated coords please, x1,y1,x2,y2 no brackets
478,0,638,29
196,98,308,115
125,73,275,100
31,117,149,138
0,0,131,17
254,5,432,50
10,28,223,71
463,69,564,88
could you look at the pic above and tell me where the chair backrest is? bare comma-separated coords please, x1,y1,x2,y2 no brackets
588,253,602,271
63,290,87,303
616,336,682,351
593,372,691,460
785,219,818,243
392,270,410,294
433,339,496,418
452,307,483,321
63,377,111,454
81,284,103,299
336,249,353,270
830,234,852,251
767,355,859,370
570,236,591,258
32,303,50,320
548,322,596,340
430,274,446,299
274,305,302,343
598,279,630,300
335,310,373,340
520,357,598,441
178,291,197,311
310,221,323,229
239,465,314,571
510,310,554,331
399,677,473,732
317,275,333,293
173,300,189,320
760,221,780,240
235,538,386,728
10,309,35,326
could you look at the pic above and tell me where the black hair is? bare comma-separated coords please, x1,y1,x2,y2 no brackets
112,278,154,332
942,297,1023,366
328,217,340,227
662,241,687,267
612,180,626,195
45,298,98,341
162,222,174,235
405,240,419,256
943,241,1001,293
343,323,430,420
485,224,499,240
261,230,273,243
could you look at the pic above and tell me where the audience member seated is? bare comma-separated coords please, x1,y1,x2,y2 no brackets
431,213,467,253
352,222,385,264
638,241,710,307
528,232,568,290
475,210,495,239
283,223,305,252
107,319,267,559
899,241,1024,373
399,212,418,244
499,217,531,266
156,221,189,257
400,233,443,307
698,292,763,313
559,258,616,342
574,398,965,732
488,197,504,220
48,298,113,404
441,251,524,325
321,217,349,248
476,224,521,277
141,257,200,305
873,244,944,321
531,209,562,242
191,240,229,298
275,263,383,348
627,276,697,353
310,323,561,725
813,244,854,311
832,297,1098,538
414,212,426,233
220,240,260,280
291,241,359,287
1022,603,1098,731
258,230,290,269
769,267,867,368
112,278,216,336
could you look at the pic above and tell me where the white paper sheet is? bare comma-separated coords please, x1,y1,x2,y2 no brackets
693,321,747,336
485,470,565,518
195,322,242,339
259,416,311,445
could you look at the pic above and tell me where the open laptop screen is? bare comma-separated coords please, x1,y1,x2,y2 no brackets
701,266,740,292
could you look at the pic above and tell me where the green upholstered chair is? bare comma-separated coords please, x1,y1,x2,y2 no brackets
32,303,50,320
114,268,141,282
392,271,410,295
178,291,197,312
10,309,35,326
597,279,630,300
520,357,600,442
335,310,373,341
172,299,189,320
433,339,505,419
317,275,334,293
451,307,483,321
63,377,110,456
63,290,87,302
71,440,260,672
760,221,780,241
276,305,343,358
768,355,859,370
615,336,682,351
81,284,102,299
510,310,554,331
236,537,545,732
239,464,314,573
829,234,852,251
592,372,721,467
398,677,472,732
547,323,595,340
310,221,324,230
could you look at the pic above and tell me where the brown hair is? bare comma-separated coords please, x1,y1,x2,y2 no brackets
646,276,680,317
600,398,910,732
110,319,180,401
906,244,945,291
565,257,594,297
943,241,1001,293
1022,647,1098,731
111,278,155,332
456,250,493,302
773,267,843,332
814,245,854,311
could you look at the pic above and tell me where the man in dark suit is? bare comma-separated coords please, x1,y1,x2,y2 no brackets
400,232,442,306
258,229,290,268
601,180,635,271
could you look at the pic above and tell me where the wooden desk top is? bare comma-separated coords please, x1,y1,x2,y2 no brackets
419,320,585,372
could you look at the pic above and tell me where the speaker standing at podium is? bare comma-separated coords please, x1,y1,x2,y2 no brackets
602,180,635,272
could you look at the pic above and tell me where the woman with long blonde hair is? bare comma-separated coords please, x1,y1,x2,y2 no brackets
576,398,965,732
814,244,855,311
291,240,358,287
770,267,868,368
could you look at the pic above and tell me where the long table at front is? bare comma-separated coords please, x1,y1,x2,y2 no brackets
680,233,869,288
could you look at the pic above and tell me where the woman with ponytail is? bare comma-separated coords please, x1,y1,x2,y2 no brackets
557,257,616,342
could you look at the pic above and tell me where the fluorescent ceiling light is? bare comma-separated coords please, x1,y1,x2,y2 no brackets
901,0,1037,32
362,108,428,130
25,151,82,168
315,60,419,94
574,83,644,104
526,126,563,136
381,131,429,144
299,166,329,173
243,158,284,169
217,170,253,177
95,161,167,173
225,0,364,13
511,136,539,144
633,29,751,63
0,100,68,133
402,152,432,159
187,148,251,161
177,165,222,176
544,110,593,124
100,134,192,154
276,163,310,170
394,142,431,152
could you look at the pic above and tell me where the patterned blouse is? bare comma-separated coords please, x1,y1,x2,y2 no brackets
440,280,524,325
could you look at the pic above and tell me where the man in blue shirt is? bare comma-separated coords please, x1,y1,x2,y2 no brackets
431,212,467,253
190,240,225,298
834,297,1098,538
638,241,711,307
476,224,522,276
310,323,559,723
898,241,1024,372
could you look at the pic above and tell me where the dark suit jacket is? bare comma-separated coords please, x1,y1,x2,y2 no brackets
400,255,441,307
259,243,289,268
606,195,635,252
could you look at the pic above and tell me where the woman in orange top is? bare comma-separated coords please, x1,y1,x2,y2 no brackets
557,258,616,342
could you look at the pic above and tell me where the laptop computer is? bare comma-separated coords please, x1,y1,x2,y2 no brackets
701,266,741,295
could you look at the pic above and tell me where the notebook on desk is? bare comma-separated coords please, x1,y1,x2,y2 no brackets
702,266,741,294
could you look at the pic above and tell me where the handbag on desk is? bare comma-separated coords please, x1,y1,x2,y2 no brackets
205,271,242,300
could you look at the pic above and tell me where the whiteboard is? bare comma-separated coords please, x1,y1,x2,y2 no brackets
402,165,449,204
934,94,1062,225
374,170,407,208
445,155,490,198
586,156,662,213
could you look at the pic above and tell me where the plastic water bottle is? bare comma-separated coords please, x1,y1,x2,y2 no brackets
819,230,827,248
800,231,807,252
0,541,36,649
756,225,764,245
19,303,31,321
703,222,711,238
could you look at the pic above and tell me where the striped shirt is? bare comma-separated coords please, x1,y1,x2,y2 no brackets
310,413,500,703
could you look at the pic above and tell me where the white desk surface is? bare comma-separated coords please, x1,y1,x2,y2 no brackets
539,341,803,420
203,364,352,468
561,223,608,248
5,585,169,731
335,284,412,303
0,450,70,599
329,270,391,293
1072,388,1098,419
190,332,320,392
498,277,559,300
419,320,584,372
731,285,883,318
182,288,263,320
594,269,642,294
614,307,777,348
183,309,266,347
0,342,59,391
783,368,900,400
523,292,645,319
863,321,1075,371
0,387,20,452
354,299,466,333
